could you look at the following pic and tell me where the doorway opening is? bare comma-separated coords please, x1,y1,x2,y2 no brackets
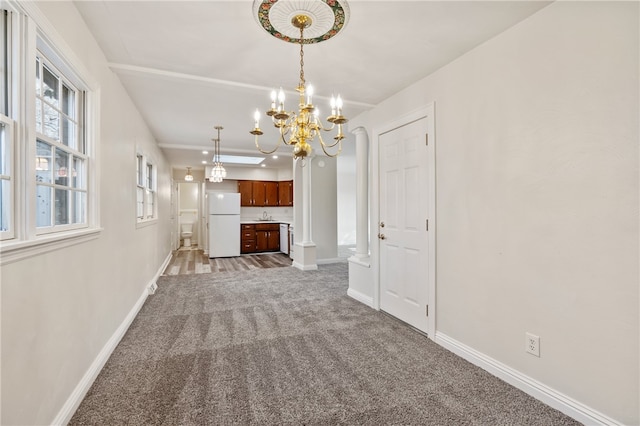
178,182,201,249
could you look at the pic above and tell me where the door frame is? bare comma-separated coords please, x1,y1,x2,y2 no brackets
372,103,436,338
171,179,179,251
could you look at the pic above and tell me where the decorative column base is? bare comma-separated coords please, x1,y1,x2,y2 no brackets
348,255,373,307
292,242,318,271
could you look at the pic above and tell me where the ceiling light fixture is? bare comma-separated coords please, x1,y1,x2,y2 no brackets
210,125,227,183
250,0,350,160
184,167,194,182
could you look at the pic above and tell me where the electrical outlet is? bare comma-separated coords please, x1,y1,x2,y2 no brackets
525,332,540,357
148,282,158,295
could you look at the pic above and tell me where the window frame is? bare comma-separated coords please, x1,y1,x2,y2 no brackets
34,53,88,235
0,115,15,240
136,151,157,226
0,2,101,265
0,9,15,241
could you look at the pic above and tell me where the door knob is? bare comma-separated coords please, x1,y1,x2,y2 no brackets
379,221,385,228
378,233,386,240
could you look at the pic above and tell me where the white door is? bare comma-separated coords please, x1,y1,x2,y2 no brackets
379,116,430,334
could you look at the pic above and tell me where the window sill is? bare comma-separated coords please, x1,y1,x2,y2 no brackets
136,218,157,229
0,227,103,266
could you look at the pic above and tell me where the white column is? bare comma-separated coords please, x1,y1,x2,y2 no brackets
351,127,370,260
348,126,372,307
293,156,317,270
302,156,312,243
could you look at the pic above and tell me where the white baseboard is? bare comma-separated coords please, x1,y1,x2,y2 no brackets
435,332,621,426
347,288,374,308
51,253,171,425
155,252,173,279
317,257,347,265
292,261,318,271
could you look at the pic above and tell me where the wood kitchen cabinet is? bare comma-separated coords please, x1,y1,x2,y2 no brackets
254,223,280,252
251,181,265,206
237,180,289,207
264,181,279,206
241,223,280,253
241,224,256,253
238,181,253,206
252,181,278,206
278,180,293,206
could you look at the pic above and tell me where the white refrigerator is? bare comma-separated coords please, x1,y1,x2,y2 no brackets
208,192,241,258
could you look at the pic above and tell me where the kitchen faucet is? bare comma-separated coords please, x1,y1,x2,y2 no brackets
263,211,268,220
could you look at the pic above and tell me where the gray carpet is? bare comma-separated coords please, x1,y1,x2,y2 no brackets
70,264,581,425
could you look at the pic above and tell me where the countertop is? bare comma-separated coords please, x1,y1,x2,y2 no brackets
240,220,292,225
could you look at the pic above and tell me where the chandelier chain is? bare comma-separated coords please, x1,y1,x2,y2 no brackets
299,24,305,86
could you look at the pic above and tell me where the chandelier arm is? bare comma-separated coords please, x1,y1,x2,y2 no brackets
316,130,343,157
315,121,336,133
282,127,297,146
281,115,300,146
318,127,343,148
254,134,282,155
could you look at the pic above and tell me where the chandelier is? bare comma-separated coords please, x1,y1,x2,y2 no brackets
210,126,227,183
184,167,194,182
250,0,350,160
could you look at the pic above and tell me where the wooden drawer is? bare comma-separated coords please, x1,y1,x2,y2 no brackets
242,230,255,240
241,224,255,230
255,223,279,231
241,240,255,253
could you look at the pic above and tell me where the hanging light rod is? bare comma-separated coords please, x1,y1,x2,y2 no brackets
210,125,227,183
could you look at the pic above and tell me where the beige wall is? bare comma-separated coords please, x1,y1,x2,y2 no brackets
311,156,338,260
352,1,638,423
1,2,173,424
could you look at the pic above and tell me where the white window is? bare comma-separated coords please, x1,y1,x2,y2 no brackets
0,3,100,264
0,10,14,240
0,118,13,240
35,55,87,233
136,153,156,223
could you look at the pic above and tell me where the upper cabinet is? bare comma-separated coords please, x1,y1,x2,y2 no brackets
278,180,293,206
263,181,279,207
238,180,293,207
238,181,253,206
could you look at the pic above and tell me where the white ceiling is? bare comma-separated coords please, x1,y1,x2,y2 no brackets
73,0,551,171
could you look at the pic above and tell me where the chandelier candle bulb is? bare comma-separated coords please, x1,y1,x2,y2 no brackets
270,90,277,109
254,110,260,128
306,84,314,105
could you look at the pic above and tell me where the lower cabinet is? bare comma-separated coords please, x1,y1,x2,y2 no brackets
241,223,280,253
241,224,256,254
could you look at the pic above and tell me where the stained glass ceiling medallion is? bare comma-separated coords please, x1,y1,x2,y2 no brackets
253,0,350,44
